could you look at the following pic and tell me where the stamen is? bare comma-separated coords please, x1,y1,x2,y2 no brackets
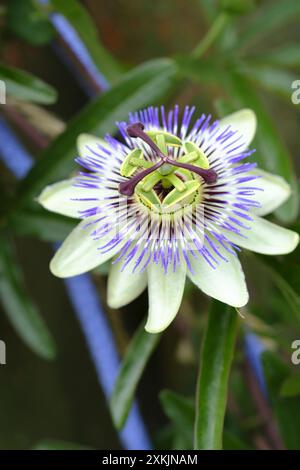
168,159,218,184
119,160,163,196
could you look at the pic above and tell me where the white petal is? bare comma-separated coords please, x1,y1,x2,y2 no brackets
77,133,110,158
107,239,151,309
219,109,256,150
107,262,147,308
226,215,299,255
145,263,186,333
187,247,248,308
37,178,101,218
107,261,147,309
50,217,119,278
250,169,291,216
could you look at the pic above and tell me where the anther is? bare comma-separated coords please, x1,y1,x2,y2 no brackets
167,159,218,184
126,122,167,160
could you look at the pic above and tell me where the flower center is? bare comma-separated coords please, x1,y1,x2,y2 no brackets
118,122,217,212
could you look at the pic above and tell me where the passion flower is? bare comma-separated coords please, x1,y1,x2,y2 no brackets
38,106,299,332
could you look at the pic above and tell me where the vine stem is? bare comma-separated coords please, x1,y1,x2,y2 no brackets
192,12,229,59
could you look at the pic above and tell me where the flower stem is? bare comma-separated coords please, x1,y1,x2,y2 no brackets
194,301,238,450
192,12,229,59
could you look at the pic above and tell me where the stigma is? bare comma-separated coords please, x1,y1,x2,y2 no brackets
119,122,217,197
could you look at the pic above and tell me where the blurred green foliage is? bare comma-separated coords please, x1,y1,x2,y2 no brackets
0,64,57,104
7,0,55,45
0,0,300,451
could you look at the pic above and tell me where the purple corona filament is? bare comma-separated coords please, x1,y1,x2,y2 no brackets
119,122,218,196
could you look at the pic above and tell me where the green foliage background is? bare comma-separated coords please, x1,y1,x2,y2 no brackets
0,0,300,450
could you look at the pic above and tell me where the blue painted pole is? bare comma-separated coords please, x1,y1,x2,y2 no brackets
38,0,109,92
0,117,33,179
64,275,151,449
244,331,268,398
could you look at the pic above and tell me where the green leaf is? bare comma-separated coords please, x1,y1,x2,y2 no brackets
270,273,300,327
160,391,194,448
175,56,219,84
199,0,218,21
262,351,300,449
0,64,57,104
110,321,161,429
159,390,251,450
239,63,298,103
194,302,238,450
17,58,177,205
221,0,255,15
253,44,300,69
254,255,300,330
0,237,56,360
262,351,288,397
214,97,235,117
7,0,55,45
50,0,121,83
280,375,300,398
223,68,298,223
9,207,76,242
238,0,300,50
32,440,92,450
223,431,252,450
